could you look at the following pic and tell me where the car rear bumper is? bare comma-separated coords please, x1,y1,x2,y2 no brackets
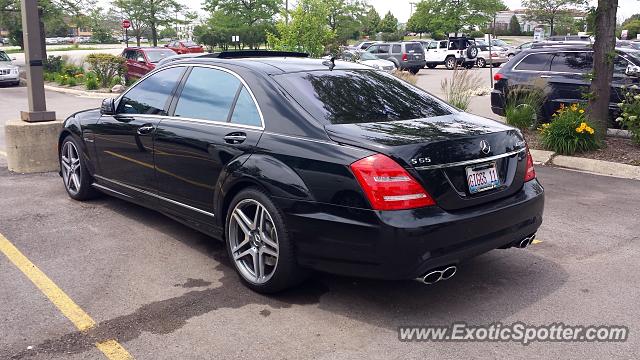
402,60,426,68
0,74,19,83
276,179,544,280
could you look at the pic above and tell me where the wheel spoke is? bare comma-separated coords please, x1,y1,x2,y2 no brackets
61,161,71,173
252,248,260,278
71,173,80,190
232,212,251,236
260,232,278,251
235,208,255,231
231,236,249,253
257,249,265,279
254,205,263,232
233,248,252,261
262,246,277,258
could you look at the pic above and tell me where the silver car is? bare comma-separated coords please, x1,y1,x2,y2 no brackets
0,50,20,86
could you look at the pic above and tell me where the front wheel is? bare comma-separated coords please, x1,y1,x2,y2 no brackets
445,57,456,70
476,58,486,68
59,136,99,201
225,188,307,293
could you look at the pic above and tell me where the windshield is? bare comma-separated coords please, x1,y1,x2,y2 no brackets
358,52,377,60
274,70,452,125
0,51,10,62
145,50,175,63
494,39,508,46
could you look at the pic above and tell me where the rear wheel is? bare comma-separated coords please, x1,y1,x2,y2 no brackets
59,136,99,201
409,67,420,75
476,58,487,68
426,63,437,69
445,57,456,70
225,188,307,293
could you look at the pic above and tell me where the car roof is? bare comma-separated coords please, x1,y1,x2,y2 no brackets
168,56,373,75
124,47,169,51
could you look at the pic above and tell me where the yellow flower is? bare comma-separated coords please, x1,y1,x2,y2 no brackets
579,109,585,114
587,128,595,135
576,127,584,133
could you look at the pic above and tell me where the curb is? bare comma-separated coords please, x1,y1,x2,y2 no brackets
43,84,115,98
531,148,640,181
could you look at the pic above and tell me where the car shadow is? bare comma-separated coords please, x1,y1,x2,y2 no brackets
8,193,568,358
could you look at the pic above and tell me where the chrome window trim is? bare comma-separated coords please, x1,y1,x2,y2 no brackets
161,116,265,131
413,148,526,171
116,63,265,130
94,175,215,217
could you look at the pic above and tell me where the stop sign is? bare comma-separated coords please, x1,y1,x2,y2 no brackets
122,19,131,29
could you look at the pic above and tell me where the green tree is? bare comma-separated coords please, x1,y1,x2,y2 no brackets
508,15,521,35
159,27,177,39
361,6,380,36
112,0,182,46
407,0,506,36
522,0,587,36
379,11,398,33
267,0,335,57
622,19,640,39
326,0,367,44
203,0,281,26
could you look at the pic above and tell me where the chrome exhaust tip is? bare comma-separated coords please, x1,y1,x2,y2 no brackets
517,234,536,248
416,265,458,285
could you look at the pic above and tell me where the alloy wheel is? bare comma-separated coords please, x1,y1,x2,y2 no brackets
446,58,456,70
228,199,279,284
61,141,81,196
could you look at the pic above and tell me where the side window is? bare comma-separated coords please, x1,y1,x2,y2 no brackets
392,44,401,53
428,42,437,50
439,41,447,49
117,67,184,115
515,53,553,71
379,44,390,54
614,56,631,75
367,45,378,53
230,87,261,127
550,52,593,73
174,67,241,122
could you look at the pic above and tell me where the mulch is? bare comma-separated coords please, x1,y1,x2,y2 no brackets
522,129,640,166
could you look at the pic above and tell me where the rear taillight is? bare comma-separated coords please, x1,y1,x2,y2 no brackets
494,73,504,81
402,53,408,61
350,154,435,211
524,148,536,182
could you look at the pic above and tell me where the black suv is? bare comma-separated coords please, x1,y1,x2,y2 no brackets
491,45,640,125
59,51,543,293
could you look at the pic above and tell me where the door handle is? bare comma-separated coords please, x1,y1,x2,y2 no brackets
137,124,155,135
224,133,246,144
540,75,552,78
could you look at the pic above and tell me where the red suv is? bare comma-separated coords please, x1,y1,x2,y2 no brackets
165,40,204,54
121,47,176,80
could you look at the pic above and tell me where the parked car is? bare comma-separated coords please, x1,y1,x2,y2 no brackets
366,41,426,73
475,44,508,68
334,50,396,71
476,38,519,58
491,45,640,127
165,40,204,54
547,35,592,42
422,37,478,70
121,47,177,80
617,40,640,51
58,51,543,293
349,40,382,51
156,53,215,67
0,50,20,86
512,41,535,57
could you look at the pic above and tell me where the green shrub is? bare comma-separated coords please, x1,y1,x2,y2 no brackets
110,75,123,87
469,30,485,39
67,77,77,86
61,64,84,77
85,72,98,90
431,31,446,40
85,53,126,88
539,103,600,155
55,74,68,86
504,84,547,130
440,68,482,111
616,86,640,145
43,55,63,73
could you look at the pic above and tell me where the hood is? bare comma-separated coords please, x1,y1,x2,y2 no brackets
0,61,16,70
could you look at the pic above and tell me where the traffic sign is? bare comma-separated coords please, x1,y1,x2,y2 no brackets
122,20,131,29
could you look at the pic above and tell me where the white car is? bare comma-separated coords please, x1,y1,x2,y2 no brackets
0,50,20,86
331,50,396,72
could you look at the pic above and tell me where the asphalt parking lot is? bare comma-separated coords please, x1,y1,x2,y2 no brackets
1,70,639,359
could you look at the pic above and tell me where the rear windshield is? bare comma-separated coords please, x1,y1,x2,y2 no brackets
405,43,423,52
274,70,452,124
145,50,175,63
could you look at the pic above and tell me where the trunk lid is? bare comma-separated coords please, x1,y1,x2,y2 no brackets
326,113,528,211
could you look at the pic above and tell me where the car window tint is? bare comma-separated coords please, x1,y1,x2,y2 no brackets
439,41,447,49
428,42,437,49
274,70,452,124
367,45,378,53
174,67,241,121
550,52,593,73
117,67,184,115
230,87,261,126
379,44,390,53
515,53,553,71
405,43,423,52
392,44,401,53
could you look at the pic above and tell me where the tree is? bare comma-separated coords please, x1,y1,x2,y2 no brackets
159,27,177,39
522,0,587,36
379,11,398,33
361,6,380,36
267,0,335,57
588,0,618,139
326,0,367,44
622,19,640,39
112,0,182,46
406,0,506,36
203,0,281,26
508,15,521,35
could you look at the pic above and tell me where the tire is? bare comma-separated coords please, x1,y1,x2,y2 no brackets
466,45,479,59
426,63,437,69
492,63,501,68
445,57,456,70
409,67,420,75
225,188,308,293
477,58,486,68
59,135,99,201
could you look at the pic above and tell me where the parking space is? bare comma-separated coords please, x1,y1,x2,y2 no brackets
1,151,639,358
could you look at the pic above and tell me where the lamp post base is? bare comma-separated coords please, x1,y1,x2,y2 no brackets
20,111,57,123
4,119,62,173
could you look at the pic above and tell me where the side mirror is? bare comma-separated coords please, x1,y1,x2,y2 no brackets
626,65,640,77
100,98,116,115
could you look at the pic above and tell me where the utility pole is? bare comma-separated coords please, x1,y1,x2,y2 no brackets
285,0,289,25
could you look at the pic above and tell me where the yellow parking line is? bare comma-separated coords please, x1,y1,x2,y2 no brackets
0,233,134,359
531,239,543,245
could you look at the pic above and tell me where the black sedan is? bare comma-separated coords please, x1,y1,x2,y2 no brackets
59,52,544,293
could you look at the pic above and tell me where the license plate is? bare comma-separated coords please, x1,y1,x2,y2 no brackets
466,162,500,194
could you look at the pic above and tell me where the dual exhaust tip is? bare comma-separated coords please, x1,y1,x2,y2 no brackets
416,265,457,285
517,234,537,249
